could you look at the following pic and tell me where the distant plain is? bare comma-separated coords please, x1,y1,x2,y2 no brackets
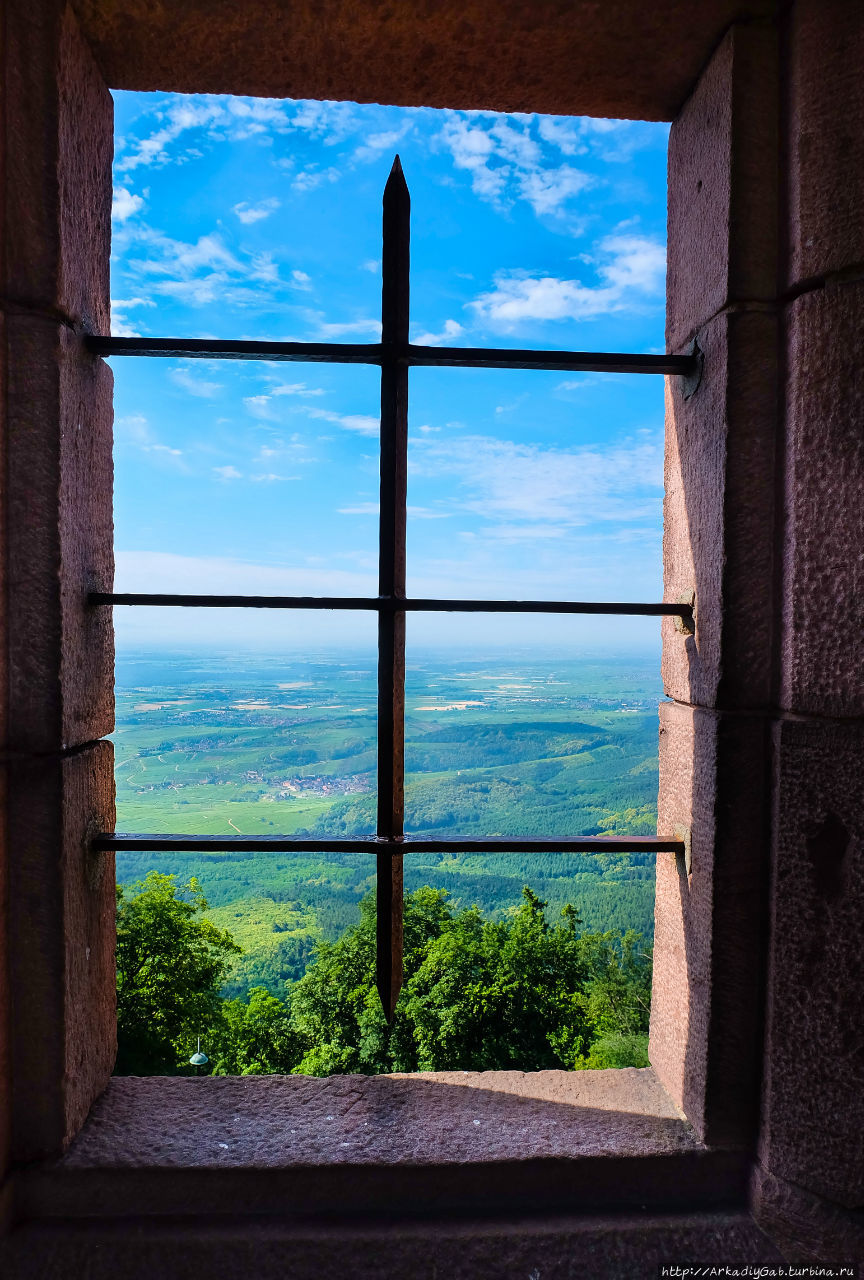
114,649,662,998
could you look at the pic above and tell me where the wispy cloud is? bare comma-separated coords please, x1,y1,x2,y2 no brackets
243,382,325,419
170,367,223,398
411,429,663,537
233,198,280,224
112,186,145,223
437,113,593,218
120,227,286,309
114,550,375,598
110,295,155,337
353,124,412,164
305,408,379,437
270,381,325,397
116,97,295,173
338,502,450,519
292,165,340,192
469,233,665,329
338,502,379,516
115,414,184,461
314,318,382,339
412,319,465,346
213,465,243,480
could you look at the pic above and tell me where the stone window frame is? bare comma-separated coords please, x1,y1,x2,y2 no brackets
2,0,792,1236
90,162,693,1023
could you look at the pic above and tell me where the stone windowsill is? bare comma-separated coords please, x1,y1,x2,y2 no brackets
17,1069,750,1222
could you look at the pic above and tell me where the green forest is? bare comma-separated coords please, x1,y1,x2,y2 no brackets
116,872,653,1076
113,651,662,1072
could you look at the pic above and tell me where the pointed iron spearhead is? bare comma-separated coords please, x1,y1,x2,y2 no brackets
385,153,408,196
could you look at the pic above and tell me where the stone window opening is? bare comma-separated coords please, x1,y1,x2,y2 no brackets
92,149,692,1024
3,2,860,1270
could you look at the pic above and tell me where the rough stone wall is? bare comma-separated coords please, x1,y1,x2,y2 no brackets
656,1,864,1266
0,0,861,1272
0,0,115,1174
754,0,864,1265
652,22,779,1150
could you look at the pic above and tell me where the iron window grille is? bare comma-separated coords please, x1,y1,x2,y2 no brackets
89,156,693,1017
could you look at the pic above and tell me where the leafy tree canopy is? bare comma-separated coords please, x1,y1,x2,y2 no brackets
115,876,652,1077
115,871,240,1074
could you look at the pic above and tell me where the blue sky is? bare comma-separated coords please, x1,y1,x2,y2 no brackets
110,93,669,652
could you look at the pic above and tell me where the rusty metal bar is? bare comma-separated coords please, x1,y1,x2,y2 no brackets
85,336,382,364
406,345,696,375
89,592,694,624
376,156,410,1021
86,334,697,378
95,833,684,854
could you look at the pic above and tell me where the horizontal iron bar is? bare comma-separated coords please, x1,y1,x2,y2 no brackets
86,336,382,364
89,592,693,620
85,335,697,377
94,833,683,854
407,345,696,376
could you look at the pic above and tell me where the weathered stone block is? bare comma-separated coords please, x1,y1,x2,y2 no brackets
662,308,777,711
781,280,864,717
2,2,111,330
652,700,770,1147
666,24,778,350
760,716,864,1208
752,1165,864,1267
0,766,9,1189
4,316,114,753
68,0,776,122
787,0,864,287
7,741,115,1160
3,1210,783,1280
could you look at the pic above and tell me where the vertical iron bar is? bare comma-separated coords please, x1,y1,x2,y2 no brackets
376,156,409,1020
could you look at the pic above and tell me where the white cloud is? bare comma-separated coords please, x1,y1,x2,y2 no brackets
354,124,412,163
244,395,273,418
114,550,375,598
110,295,155,337
213,465,243,480
437,112,592,218
115,96,298,173
411,430,663,534
360,259,380,274
315,318,382,339
338,502,449,518
292,165,340,192
469,233,665,329
597,233,666,292
112,187,144,223
170,367,223,398
233,198,280,224
291,269,312,289
517,165,592,216
338,502,379,516
412,319,465,346
243,382,325,419
556,377,600,392
305,408,379,437
537,117,586,156
439,117,507,204
115,414,183,460
271,381,324,397
123,227,285,309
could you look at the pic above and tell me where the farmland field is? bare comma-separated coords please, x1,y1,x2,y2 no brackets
114,648,663,999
